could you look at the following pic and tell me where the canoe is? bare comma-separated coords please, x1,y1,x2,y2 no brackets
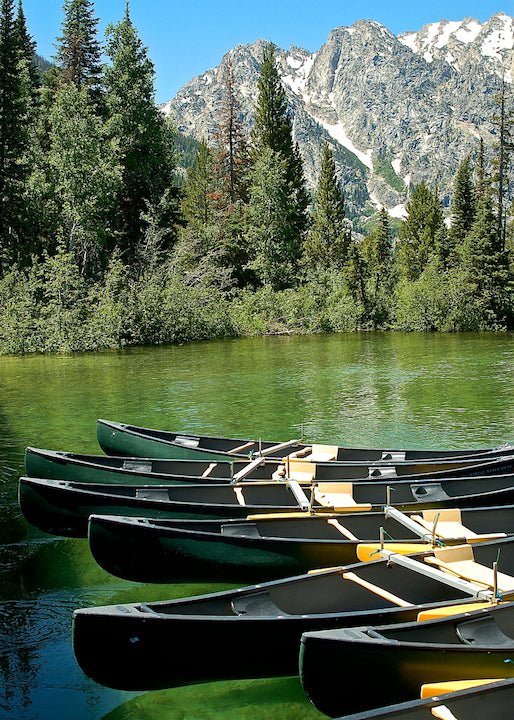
24,445,514,487
96,419,513,463
300,596,514,716
19,473,514,537
334,677,514,720
72,536,514,691
87,504,514,583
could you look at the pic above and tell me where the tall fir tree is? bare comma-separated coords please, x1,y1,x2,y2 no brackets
490,78,513,248
53,0,103,110
0,0,37,270
361,207,393,305
304,142,349,270
247,42,309,285
396,180,444,280
450,155,476,246
104,3,178,262
460,184,513,326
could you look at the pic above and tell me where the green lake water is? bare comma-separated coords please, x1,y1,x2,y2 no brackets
2,331,514,719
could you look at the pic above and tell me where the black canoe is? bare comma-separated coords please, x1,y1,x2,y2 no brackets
19,473,514,537
96,418,513,463
87,504,514,583
72,537,514,691
300,599,514,717
334,678,514,720
24,446,514,489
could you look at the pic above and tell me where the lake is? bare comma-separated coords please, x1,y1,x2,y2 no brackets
2,331,514,719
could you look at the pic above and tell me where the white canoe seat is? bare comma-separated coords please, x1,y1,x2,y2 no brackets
381,451,406,461
233,487,246,506
425,545,514,594
314,482,372,512
411,508,507,543
272,464,287,480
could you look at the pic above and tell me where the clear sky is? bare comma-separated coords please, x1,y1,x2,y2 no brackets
21,0,513,104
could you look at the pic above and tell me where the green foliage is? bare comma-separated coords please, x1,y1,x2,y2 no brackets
304,143,349,270
373,153,405,193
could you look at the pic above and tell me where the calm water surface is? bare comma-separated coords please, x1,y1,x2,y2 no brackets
2,332,514,719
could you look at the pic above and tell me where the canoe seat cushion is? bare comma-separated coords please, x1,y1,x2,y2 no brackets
410,509,507,542
417,601,495,622
306,444,338,462
425,545,514,594
314,483,372,512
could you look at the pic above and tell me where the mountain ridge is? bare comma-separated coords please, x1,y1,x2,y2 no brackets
162,13,513,223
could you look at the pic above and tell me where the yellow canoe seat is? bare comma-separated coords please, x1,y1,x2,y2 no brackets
421,678,504,698
306,444,339,462
417,601,497,622
425,545,514,594
410,509,507,543
357,543,434,563
314,483,372,513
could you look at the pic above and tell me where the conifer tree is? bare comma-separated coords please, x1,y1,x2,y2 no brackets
213,59,249,205
0,0,38,270
396,180,444,280
54,0,103,110
490,78,513,248
104,3,178,261
304,142,349,270
450,155,476,246
247,41,309,283
362,207,393,302
461,185,513,326
181,140,214,227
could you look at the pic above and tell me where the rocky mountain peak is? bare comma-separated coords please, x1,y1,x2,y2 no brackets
163,14,512,226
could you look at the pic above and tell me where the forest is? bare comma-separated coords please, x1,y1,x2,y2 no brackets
0,0,513,354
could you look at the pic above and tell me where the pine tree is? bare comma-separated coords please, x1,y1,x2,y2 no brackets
248,41,309,268
0,0,38,270
490,78,513,248
54,0,103,110
461,185,513,326
304,142,349,270
450,155,476,246
245,148,299,289
213,59,249,205
396,180,444,280
181,140,214,227
104,3,178,261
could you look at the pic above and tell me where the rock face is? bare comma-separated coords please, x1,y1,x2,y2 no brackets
162,14,513,221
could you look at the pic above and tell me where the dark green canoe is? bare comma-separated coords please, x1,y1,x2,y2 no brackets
87,504,514,584
96,418,513,463
72,537,514,691
300,600,514,717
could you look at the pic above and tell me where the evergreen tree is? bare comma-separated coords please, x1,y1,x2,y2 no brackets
54,0,103,109
460,185,513,326
304,142,349,270
245,148,299,290
396,180,444,280
0,0,38,270
450,155,476,246
181,140,215,227
213,59,249,205
104,3,178,261
490,78,513,248
249,41,309,265
361,207,393,303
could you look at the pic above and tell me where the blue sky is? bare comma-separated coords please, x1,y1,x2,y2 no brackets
22,0,512,103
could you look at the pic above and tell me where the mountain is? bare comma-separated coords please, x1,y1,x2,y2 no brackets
162,13,513,225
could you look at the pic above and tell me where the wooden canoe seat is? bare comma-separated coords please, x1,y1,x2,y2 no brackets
314,483,372,512
306,444,338,462
233,487,246,506
201,463,218,477
425,545,514,594
288,460,316,483
271,464,287,480
228,441,255,454
422,678,504,699
340,571,413,607
410,509,507,543
357,543,434,563
417,601,496,622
